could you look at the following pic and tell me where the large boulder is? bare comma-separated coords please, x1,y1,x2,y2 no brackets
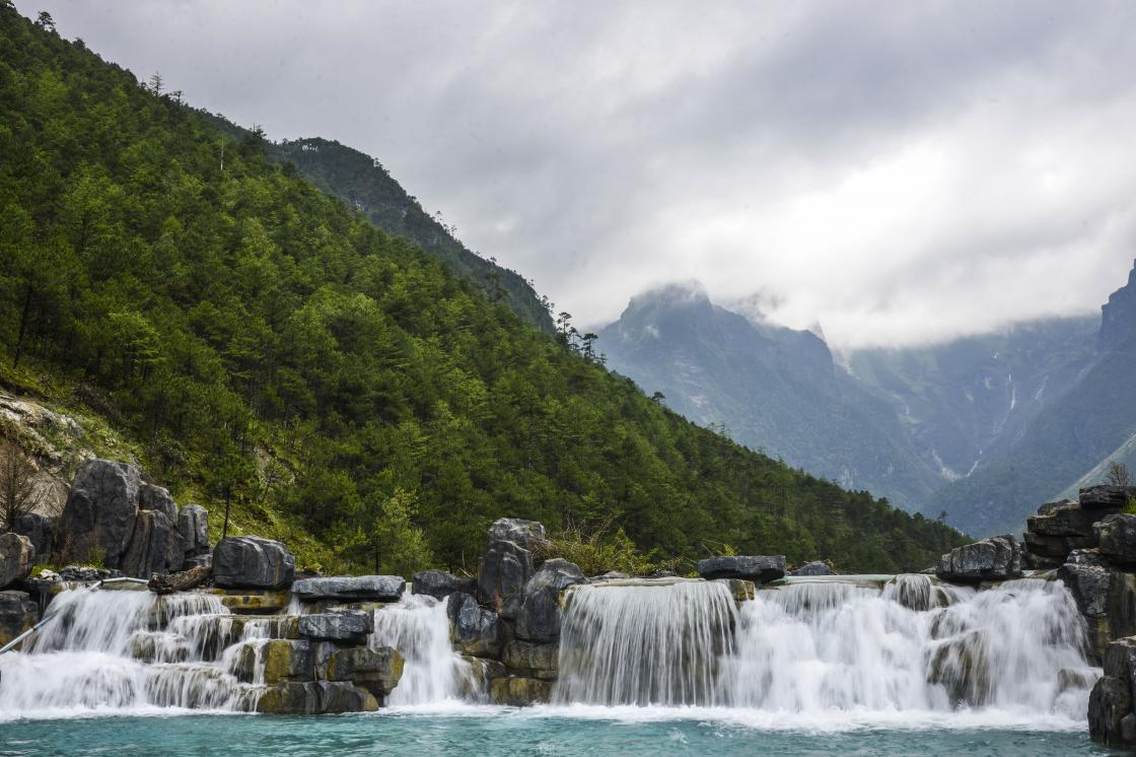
936,535,1021,583
0,589,38,647
12,512,55,559
0,532,35,589
1082,485,1136,511
1059,562,1112,618
138,483,178,522
291,575,405,602
177,504,210,559
1089,637,1136,748
59,459,141,567
516,558,585,643
478,539,534,618
487,518,548,552
326,646,405,700
212,536,295,589
447,590,501,658
412,569,476,600
120,510,181,579
792,561,835,576
697,555,786,583
298,611,374,644
1097,514,1136,563
1028,499,1102,537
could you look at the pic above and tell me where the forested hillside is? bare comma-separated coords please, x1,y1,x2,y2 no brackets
0,6,963,574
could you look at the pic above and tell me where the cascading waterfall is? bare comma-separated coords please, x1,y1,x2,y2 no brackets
0,588,264,716
555,579,738,706
370,594,479,705
554,575,1099,721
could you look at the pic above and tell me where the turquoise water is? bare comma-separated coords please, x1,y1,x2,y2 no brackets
0,708,1108,756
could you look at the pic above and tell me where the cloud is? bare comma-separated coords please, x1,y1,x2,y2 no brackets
29,0,1136,347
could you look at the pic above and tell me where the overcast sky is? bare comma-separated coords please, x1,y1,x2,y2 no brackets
27,1,1136,348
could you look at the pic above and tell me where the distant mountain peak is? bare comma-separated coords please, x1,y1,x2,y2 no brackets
1100,258,1136,353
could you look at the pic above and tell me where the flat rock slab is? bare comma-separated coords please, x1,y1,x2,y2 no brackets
291,575,405,602
697,555,786,583
298,611,375,644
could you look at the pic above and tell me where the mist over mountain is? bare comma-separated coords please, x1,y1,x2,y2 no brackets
600,267,1134,537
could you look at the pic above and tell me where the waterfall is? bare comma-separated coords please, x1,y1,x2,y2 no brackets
555,579,738,706
554,575,1098,720
0,588,264,717
370,594,479,705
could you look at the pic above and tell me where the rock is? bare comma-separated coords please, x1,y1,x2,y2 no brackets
0,589,38,647
148,564,211,594
177,504,210,558
791,561,835,576
255,682,378,714
1081,485,1136,510
214,589,291,614
412,569,476,600
298,611,374,644
1068,548,1106,566
1097,514,1136,563
1059,562,1112,617
185,553,212,571
516,558,585,643
234,639,315,684
926,629,992,707
696,555,786,583
12,512,55,559
326,646,405,699
1028,499,1102,538
120,510,179,578
138,483,178,522
0,532,35,589
502,640,558,679
459,656,506,700
487,518,547,552
478,539,534,618
59,459,141,567
936,535,1021,582
212,536,295,589
58,564,111,582
489,676,552,706
291,575,405,602
1090,637,1136,748
447,591,501,658
718,578,756,602
1024,531,1095,560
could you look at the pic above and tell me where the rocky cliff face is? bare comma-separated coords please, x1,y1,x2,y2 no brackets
1100,260,1136,353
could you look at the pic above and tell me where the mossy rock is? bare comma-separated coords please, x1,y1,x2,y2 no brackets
489,676,552,706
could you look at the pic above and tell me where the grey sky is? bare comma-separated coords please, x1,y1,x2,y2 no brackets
28,0,1136,348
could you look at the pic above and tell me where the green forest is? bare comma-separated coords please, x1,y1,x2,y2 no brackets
0,6,965,576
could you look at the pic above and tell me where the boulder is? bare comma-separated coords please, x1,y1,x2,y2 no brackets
412,569,476,600
138,483,178,522
120,510,180,578
255,681,378,714
0,589,38,647
697,555,786,583
59,459,141,566
447,591,501,658
489,676,552,706
1082,485,1136,510
1059,562,1112,618
215,589,290,614
791,561,835,576
12,512,55,559
717,578,757,602
502,640,558,679
1098,514,1136,563
212,536,295,589
1023,531,1095,561
148,564,211,594
0,532,35,589
1028,499,1102,538
291,575,405,603
177,504,210,558
326,646,405,699
1090,637,1136,748
234,639,315,684
478,539,534,618
298,611,374,644
516,558,584,643
487,518,547,552
936,535,1021,582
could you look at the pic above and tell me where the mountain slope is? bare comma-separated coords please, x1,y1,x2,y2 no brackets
0,7,963,573
598,284,942,507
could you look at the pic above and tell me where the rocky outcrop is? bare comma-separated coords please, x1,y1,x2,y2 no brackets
291,575,405,602
212,536,295,589
255,681,378,714
936,535,1021,583
0,589,37,646
412,569,476,600
696,555,786,584
792,561,835,576
515,558,584,643
138,483,178,522
120,510,180,579
0,532,35,589
59,459,141,567
177,504,210,561
1081,485,1136,511
1090,637,1136,748
12,512,55,560
298,611,374,644
447,590,501,658
1097,514,1136,564
487,518,547,552
326,646,404,700
478,538,534,619
1022,494,1121,569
